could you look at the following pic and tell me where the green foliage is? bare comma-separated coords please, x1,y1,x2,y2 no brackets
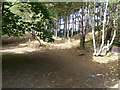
94,25,102,31
39,29,54,42
49,2,82,17
2,2,25,36
2,2,55,42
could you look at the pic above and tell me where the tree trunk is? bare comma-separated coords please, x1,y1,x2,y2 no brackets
96,0,109,56
97,8,99,26
80,7,85,48
64,17,67,38
54,19,58,37
71,27,74,37
105,20,113,42
92,19,97,55
32,30,36,39
74,13,77,34
105,27,112,42
67,16,69,38
71,14,74,37
54,29,57,37
80,34,85,48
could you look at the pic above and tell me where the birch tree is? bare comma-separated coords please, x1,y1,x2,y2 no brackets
91,1,118,56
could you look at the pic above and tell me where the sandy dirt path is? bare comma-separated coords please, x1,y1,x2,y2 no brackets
2,40,119,88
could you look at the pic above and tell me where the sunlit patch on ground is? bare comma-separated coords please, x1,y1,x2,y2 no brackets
1,38,81,54
1,47,37,54
93,53,119,63
48,40,80,49
1,40,46,54
110,80,120,88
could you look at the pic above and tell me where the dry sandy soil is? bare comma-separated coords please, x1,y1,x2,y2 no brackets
1,37,119,88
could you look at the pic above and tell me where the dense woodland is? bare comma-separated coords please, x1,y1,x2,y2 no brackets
2,1,119,55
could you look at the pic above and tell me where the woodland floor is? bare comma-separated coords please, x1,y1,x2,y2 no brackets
1,35,120,88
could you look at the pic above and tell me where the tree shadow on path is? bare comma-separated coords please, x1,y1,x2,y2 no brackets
2,48,119,88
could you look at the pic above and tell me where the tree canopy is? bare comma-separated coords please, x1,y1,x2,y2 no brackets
2,2,55,42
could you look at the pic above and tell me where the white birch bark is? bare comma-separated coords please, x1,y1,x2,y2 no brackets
95,0,109,56
92,3,97,55
101,20,117,52
90,2,97,55
92,20,97,55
